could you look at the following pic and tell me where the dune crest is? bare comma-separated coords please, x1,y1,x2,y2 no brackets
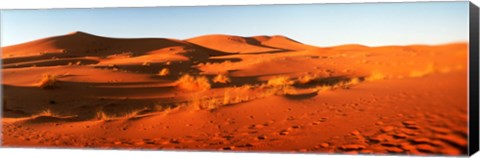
186,34,280,53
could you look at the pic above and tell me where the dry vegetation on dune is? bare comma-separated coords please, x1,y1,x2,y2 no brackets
29,68,401,119
213,74,231,83
409,63,435,78
142,61,151,66
365,71,386,81
179,74,369,111
264,76,297,95
36,74,58,89
76,65,439,116
175,74,211,91
95,111,111,120
37,108,61,117
340,77,361,88
29,108,78,120
183,95,222,110
95,109,147,121
181,84,256,110
267,76,294,87
158,68,170,76
296,73,319,84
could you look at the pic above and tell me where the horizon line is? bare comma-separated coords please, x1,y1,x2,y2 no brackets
1,31,469,48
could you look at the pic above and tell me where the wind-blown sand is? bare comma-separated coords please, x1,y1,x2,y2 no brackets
1,32,468,156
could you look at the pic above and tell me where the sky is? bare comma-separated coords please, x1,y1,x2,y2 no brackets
0,1,469,47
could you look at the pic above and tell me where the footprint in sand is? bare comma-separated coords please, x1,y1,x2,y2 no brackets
385,147,404,153
256,135,267,140
428,127,451,134
235,143,254,148
318,143,330,148
402,120,416,126
139,139,156,145
380,141,399,147
222,135,234,141
401,129,420,136
409,137,432,144
262,120,275,126
392,133,408,139
133,141,147,146
19,137,31,141
359,149,374,154
368,137,383,143
113,140,128,145
249,124,264,129
380,126,396,133
278,130,289,136
286,116,296,121
221,146,236,150
339,144,366,151
399,142,416,151
291,125,301,129
404,125,420,130
350,130,361,136
169,139,181,144
436,134,467,148
415,144,437,153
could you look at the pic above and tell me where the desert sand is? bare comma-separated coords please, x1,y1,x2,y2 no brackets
1,31,468,156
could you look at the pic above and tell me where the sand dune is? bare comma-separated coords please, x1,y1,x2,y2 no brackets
3,31,225,60
1,32,469,156
251,35,317,51
186,34,309,53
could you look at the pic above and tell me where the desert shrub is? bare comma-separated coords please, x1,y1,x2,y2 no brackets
266,76,295,95
185,84,256,110
158,68,170,76
142,61,150,66
267,76,293,87
222,89,231,105
346,77,361,85
222,85,253,105
38,108,60,117
213,74,231,83
339,77,362,89
410,63,435,78
175,74,211,91
153,104,178,113
306,77,360,92
95,108,146,121
192,96,221,110
223,60,232,65
95,111,110,120
365,71,385,81
297,74,318,84
37,74,58,89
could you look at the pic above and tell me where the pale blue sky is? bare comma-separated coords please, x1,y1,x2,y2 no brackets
0,2,469,47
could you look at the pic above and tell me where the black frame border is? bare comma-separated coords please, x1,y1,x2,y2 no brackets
469,1,479,156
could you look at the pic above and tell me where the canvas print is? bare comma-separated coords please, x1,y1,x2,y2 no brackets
0,1,471,156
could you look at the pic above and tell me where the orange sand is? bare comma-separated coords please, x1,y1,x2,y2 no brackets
1,32,468,156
